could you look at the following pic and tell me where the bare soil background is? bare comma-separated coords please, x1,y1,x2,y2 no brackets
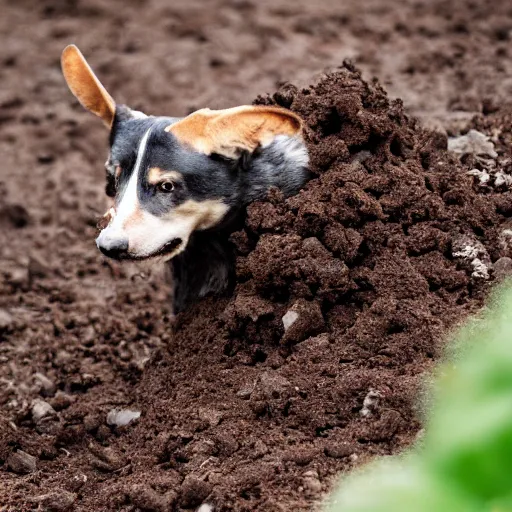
2,0,512,511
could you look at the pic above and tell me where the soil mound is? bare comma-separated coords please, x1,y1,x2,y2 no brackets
88,65,509,510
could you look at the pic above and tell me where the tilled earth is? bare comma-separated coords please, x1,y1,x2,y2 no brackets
2,0,512,511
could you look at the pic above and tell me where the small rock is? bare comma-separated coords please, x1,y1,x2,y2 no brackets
236,384,254,399
106,408,141,427
38,490,76,511
466,168,490,186
452,234,492,279
494,171,512,189
448,129,498,158
179,476,212,509
7,450,37,474
494,257,512,281
282,310,299,331
281,299,325,345
0,309,14,333
360,389,381,418
197,505,214,512
32,399,56,423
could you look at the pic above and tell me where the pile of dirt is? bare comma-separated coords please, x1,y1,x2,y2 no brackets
4,64,504,511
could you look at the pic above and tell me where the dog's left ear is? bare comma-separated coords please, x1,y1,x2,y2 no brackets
166,106,303,159
61,45,116,128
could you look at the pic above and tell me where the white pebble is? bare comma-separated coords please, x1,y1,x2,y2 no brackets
282,310,299,331
106,409,141,427
31,399,56,423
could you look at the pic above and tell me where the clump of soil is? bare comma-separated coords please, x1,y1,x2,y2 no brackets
3,27,512,512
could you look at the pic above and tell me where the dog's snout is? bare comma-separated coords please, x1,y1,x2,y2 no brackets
97,233,129,260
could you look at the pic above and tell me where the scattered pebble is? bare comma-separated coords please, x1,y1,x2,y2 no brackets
281,299,326,344
282,310,299,331
360,389,381,417
494,171,512,188
452,234,492,279
466,168,490,186
236,384,254,400
7,450,37,474
197,504,214,512
106,408,141,427
448,129,498,158
31,399,56,423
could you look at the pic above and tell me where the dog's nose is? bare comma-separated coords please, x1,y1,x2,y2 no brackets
97,234,129,259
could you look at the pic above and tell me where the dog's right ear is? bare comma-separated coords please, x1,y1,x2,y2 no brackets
61,45,116,128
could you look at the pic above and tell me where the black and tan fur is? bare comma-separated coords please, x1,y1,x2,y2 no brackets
61,45,310,312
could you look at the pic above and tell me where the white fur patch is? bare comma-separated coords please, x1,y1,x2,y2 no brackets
269,135,309,169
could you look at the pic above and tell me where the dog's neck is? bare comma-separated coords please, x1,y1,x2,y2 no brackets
240,135,310,204
171,135,310,314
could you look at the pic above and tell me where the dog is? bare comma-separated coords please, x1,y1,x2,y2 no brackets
61,45,310,312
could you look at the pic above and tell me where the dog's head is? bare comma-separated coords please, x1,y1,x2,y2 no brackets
61,45,308,262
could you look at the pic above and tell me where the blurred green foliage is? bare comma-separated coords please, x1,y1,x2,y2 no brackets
327,284,512,512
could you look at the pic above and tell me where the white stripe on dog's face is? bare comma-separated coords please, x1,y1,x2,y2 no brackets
109,127,151,233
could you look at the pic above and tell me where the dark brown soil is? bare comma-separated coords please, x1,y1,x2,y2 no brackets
2,0,512,511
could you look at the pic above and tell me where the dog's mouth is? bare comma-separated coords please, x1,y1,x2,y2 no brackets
122,238,184,261
150,238,184,259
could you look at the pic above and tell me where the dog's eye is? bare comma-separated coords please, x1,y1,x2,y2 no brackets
159,181,175,193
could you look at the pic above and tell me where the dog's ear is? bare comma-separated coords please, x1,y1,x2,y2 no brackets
166,106,303,159
61,45,116,128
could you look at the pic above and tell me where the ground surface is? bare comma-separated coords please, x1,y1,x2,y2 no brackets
1,0,512,511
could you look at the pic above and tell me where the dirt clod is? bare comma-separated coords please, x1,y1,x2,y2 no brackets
7,450,37,474
38,490,77,512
